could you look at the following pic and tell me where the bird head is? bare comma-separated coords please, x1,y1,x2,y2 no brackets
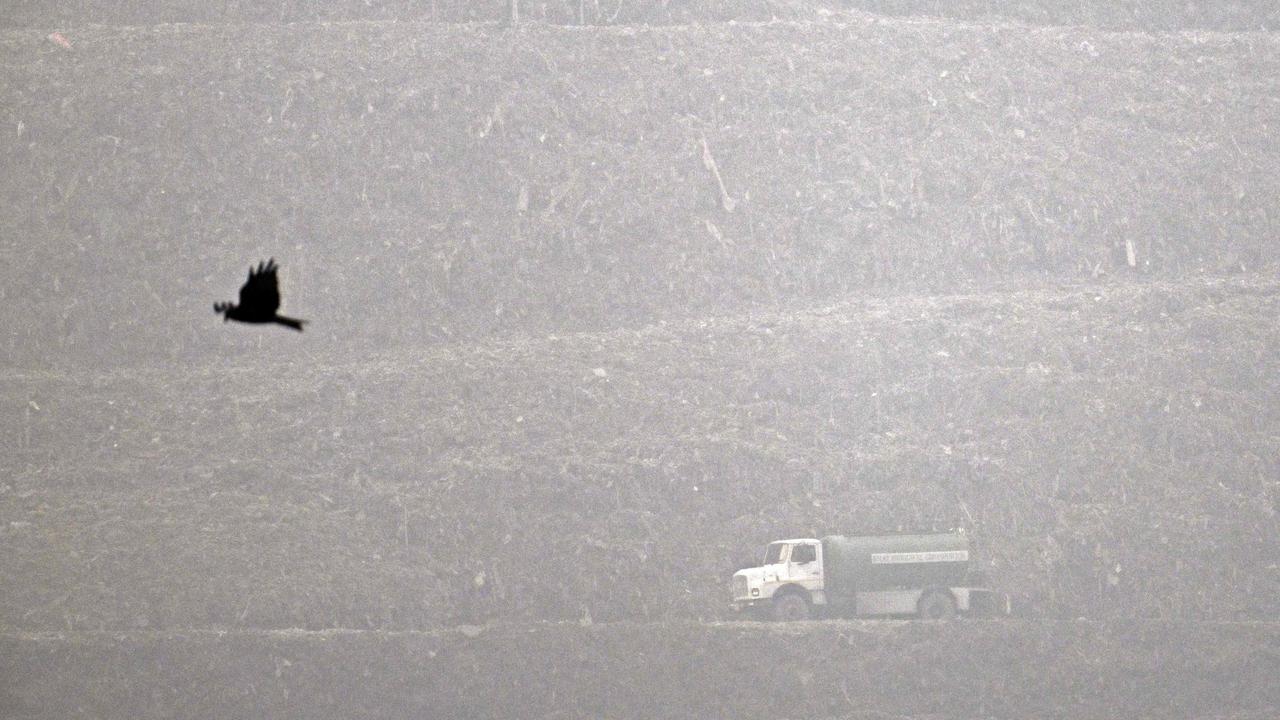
213,301,233,320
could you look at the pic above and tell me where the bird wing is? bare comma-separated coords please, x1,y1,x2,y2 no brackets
238,259,282,314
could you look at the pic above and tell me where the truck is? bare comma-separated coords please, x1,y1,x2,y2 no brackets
731,531,1005,621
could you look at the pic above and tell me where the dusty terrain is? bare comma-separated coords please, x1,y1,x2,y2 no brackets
5,0,1278,29
3,19,1278,368
5,621,1280,719
2,4,1278,719
3,275,1279,632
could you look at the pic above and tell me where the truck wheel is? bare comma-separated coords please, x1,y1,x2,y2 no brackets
917,590,957,620
772,593,811,622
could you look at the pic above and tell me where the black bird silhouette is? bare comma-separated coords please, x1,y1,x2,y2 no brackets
214,258,306,331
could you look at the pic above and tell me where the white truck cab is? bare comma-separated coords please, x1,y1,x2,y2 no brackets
732,538,826,621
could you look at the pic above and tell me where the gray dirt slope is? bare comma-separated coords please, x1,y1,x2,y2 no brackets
3,275,1278,631
2,20,1278,368
0,12,1277,720
3,621,1280,719
1,0,1277,674
3,0,1278,30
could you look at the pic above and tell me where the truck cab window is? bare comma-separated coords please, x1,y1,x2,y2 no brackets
791,544,816,564
764,543,784,565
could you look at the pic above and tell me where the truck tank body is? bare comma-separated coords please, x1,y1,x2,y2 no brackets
821,533,972,597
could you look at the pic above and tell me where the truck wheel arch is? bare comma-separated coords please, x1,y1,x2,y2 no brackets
774,584,812,601
771,585,813,621
917,587,957,620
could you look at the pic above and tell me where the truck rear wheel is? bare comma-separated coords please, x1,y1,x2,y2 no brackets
772,593,811,622
917,590,957,620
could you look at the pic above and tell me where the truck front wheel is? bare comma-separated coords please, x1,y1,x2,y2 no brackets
772,593,811,622
917,590,957,620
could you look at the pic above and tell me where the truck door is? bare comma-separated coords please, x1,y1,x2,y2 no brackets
762,542,786,584
787,542,822,587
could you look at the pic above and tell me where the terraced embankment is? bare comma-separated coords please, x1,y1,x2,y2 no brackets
3,275,1278,630
3,19,1278,368
4,0,1277,30
1,9,1278,715
3,621,1280,719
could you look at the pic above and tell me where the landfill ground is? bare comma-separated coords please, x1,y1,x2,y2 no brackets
4,620,1280,719
4,274,1279,632
3,4,1279,720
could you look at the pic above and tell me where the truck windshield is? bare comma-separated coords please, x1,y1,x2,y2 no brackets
764,543,784,564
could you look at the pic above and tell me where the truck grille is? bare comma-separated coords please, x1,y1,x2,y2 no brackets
733,575,749,600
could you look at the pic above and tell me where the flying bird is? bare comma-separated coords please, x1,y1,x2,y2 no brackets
214,258,306,331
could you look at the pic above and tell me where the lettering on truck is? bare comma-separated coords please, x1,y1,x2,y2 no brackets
870,550,969,564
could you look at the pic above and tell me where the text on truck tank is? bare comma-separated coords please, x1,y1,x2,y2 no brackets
869,550,969,564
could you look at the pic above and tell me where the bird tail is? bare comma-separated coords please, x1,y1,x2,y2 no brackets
275,315,306,332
